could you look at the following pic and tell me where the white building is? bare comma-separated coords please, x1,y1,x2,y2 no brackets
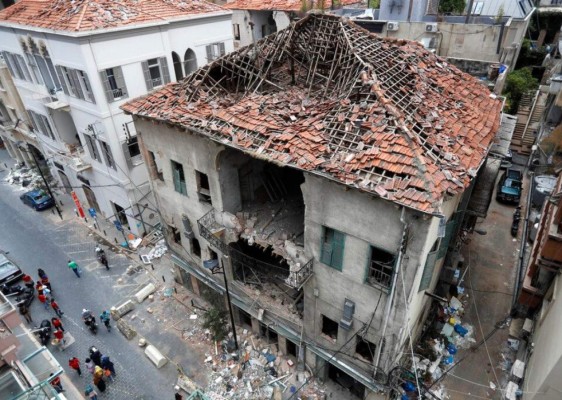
0,0,233,235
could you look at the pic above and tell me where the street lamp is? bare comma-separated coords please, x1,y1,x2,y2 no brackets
16,141,63,220
204,255,239,353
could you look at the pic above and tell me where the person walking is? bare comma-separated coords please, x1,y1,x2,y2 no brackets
49,373,64,393
100,356,116,379
51,317,64,332
36,282,44,296
53,328,66,351
100,310,111,332
50,299,64,317
18,303,32,323
43,286,51,302
93,367,106,393
38,293,48,310
85,384,98,400
67,260,80,278
85,358,95,374
38,268,52,291
22,274,34,289
68,357,82,376
89,346,102,367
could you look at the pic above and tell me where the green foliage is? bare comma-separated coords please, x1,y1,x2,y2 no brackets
438,0,466,14
515,39,548,70
503,68,538,114
202,307,228,342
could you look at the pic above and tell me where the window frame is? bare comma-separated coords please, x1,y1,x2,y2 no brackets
99,140,116,170
171,159,187,196
84,134,101,162
205,42,226,62
320,226,345,271
366,245,396,290
233,24,241,41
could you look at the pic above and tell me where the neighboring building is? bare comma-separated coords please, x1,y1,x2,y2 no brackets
517,174,562,400
0,0,232,235
0,57,44,166
225,0,361,48
123,14,501,398
342,0,534,93
0,288,65,399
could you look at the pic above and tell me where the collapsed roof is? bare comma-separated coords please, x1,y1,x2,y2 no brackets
122,13,502,214
223,0,360,12
0,0,226,32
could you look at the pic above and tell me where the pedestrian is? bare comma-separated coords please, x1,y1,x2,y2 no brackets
69,357,82,376
103,366,114,382
85,384,98,400
51,317,64,332
101,355,116,378
50,299,64,317
89,346,102,367
41,275,52,292
100,310,111,332
53,328,66,351
36,281,44,296
38,293,49,310
49,373,64,393
67,260,80,278
85,358,95,374
43,286,51,302
22,274,34,289
93,369,106,393
18,304,32,323
38,268,47,280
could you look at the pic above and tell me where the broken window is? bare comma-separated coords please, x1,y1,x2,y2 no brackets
100,140,116,170
84,134,101,162
141,57,170,90
147,151,164,181
191,238,201,258
209,248,218,261
367,246,396,289
418,239,440,292
171,160,187,196
101,66,128,102
233,24,240,41
196,170,212,204
321,315,339,342
355,336,376,362
320,227,345,271
205,42,225,62
171,226,181,244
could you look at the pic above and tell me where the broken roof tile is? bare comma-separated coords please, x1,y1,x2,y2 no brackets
122,14,502,214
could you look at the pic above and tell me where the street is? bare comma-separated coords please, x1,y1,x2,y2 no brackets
0,157,179,398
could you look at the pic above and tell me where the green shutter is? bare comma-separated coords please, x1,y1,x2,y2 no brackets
419,249,439,291
331,230,345,271
172,161,181,193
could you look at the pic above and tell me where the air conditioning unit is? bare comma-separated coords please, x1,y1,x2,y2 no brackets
387,21,399,32
426,23,438,33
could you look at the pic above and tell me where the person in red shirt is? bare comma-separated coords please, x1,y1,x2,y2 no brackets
53,328,66,351
49,373,64,393
36,282,44,296
38,293,48,310
68,357,82,376
50,299,64,317
22,274,33,288
51,317,64,332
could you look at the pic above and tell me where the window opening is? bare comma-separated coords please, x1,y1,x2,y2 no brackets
320,227,345,270
148,58,162,88
321,315,339,342
171,160,187,195
171,226,181,244
196,170,212,204
355,336,376,362
148,151,164,181
191,238,201,258
367,246,395,289
233,24,241,41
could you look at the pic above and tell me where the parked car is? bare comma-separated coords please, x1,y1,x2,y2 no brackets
19,189,55,211
0,253,24,286
496,168,523,204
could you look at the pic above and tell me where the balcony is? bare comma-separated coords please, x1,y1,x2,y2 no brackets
198,208,313,290
54,143,91,172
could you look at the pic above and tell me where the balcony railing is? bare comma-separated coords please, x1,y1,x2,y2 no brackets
198,209,228,253
57,143,91,172
198,209,313,290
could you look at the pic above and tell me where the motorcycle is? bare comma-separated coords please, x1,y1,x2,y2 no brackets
0,283,25,296
15,287,35,308
511,206,522,237
95,245,109,270
34,319,51,346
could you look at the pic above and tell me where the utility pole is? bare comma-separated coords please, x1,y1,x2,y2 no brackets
18,142,63,220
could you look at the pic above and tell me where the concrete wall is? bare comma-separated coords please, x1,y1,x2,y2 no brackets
524,274,562,400
301,175,437,372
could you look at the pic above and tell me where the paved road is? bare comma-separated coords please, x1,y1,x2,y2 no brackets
0,160,178,398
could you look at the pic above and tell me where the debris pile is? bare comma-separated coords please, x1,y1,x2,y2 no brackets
4,165,46,190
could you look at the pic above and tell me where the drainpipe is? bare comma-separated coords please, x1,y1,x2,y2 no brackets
374,207,407,372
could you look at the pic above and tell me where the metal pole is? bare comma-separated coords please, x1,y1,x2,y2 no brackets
465,0,475,24
24,144,63,220
221,258,239,352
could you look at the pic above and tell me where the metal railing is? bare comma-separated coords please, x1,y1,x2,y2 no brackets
286,257,314,290
197,209,228,253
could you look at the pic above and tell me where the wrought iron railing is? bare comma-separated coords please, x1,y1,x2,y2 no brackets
286,258,314,290
197,209,228,253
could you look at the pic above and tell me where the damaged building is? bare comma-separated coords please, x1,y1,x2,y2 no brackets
122,14,501,398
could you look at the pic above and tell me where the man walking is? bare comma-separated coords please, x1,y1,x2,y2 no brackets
68,357,82,376
67,260,80,278
53,328,66,351
49,373,64,393
50,299,64,317
51,317,64,332
38,292,49,310
100,310,111,332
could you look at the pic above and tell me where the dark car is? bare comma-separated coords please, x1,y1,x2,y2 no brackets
0,253,24,286
19,189,55,211
496,168,523,204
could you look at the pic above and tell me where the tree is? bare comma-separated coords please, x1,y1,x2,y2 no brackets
503,68,538,114
202,307,228,342
439,0,466,14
